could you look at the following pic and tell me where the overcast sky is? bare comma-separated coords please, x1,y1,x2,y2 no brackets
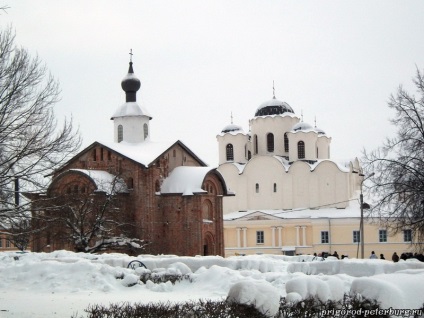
2,1,424,166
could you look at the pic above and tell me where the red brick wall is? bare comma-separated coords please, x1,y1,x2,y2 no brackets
34,143,225,256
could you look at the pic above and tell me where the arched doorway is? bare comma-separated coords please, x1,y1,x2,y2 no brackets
203,232,215,256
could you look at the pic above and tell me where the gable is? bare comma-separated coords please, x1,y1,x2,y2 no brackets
224,210,284,222
52,139,207,177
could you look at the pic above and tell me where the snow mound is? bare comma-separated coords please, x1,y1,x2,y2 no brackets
351,269,424,309
227,281,280,317
287,259,424,277
167,262,192,275
286,276,329,302
121,274,140,287
145,280,173,292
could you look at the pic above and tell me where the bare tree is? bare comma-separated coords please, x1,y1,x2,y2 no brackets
7,218,31,251
0,27,81,232
362,68,424,252
36,176,146,254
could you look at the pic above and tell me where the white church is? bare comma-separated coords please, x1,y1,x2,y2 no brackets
217,93,414,258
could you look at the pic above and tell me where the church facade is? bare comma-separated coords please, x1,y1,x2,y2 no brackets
217,94,416,258
30,60,230,256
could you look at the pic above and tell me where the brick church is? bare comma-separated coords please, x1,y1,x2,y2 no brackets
30,59,231,256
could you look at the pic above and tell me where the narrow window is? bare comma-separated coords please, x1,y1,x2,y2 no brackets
254,134,258,154
256,231,264,244
93,148,97,161
298,141,305,159
128,177,134,189
6,239,11,248
248,150,252,160
273,183,277,193
379,229,387,243
353,230,360,243
100,147,104,161
255,183,259,193
118,125,123,143
321,231,329,244
226,144,234,161
267,133,274,152
284,133,289,152
108,150,112,161
403,229,412,242
0,238,2,248
316,147,319,158
173,149,176,157
143,123,148,139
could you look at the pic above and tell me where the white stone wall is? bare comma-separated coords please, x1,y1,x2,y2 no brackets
113,116,150,143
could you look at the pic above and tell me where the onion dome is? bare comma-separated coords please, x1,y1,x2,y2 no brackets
111,61,152,120
221,124,244,133
255,96,294,116
292,122,314,132
121,62,141,102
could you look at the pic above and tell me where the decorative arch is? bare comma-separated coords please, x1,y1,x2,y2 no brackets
202,199,213,220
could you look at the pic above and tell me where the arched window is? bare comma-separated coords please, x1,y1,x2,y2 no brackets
247,150,252,160
226,144,234,161
143,123,148,139
284,133,289,152
274,183,277,193
298,141,305,159
255,183,259,193
267,133,274,152
118,125,123,143
254,135,258,154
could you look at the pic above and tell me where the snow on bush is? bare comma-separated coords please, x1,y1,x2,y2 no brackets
167,262,192,275
121,273,140,287
287,258,424,277
350,269,424,309
285,275,345,302
227,280,280,317
145,280,173,292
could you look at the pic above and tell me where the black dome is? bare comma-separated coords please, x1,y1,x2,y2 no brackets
255,97,294,116
121,62,141,92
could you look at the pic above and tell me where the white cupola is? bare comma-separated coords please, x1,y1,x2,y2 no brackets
111,59,152,143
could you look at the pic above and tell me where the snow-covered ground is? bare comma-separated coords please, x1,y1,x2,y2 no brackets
1,251,424,317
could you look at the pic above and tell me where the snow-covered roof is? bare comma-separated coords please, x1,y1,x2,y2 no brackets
255,97,294,116
220,124,245,134
224,199,361,221
111,102,152,119
69,169,128,194
290,122,327,135
99,140,181,167
224,157,350,174
160,166,215,196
